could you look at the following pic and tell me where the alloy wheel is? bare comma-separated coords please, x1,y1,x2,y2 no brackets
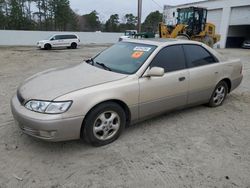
93,111,120,141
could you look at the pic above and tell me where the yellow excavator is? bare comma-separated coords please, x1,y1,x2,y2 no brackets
159,7,220,47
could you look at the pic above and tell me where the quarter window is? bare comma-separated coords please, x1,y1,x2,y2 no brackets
150,45,186,72
183,44,218,68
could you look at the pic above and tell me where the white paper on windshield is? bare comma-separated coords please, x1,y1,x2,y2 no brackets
133,46,151,52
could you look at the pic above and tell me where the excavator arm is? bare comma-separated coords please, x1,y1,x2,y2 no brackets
159,22,186,39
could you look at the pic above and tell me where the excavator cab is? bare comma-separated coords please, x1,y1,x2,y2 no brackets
177,7,207,36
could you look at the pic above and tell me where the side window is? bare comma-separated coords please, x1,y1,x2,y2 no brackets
54,35,60,40
62,35,68,39
183,44,218,68
61,35,66,39
150,45,186,72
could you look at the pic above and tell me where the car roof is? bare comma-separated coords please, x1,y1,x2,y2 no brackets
53,34,78,36
124,38,226,62
124,38,203,47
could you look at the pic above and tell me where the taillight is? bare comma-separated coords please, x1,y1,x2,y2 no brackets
78,39,80,42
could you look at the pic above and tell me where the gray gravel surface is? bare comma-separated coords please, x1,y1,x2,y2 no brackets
0,46,250,188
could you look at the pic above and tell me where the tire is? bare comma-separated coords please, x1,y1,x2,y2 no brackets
71,42,77,49
176,34,190,40
82,102,126,146
44,43,51,50
202,36,214,48
208,81,228,107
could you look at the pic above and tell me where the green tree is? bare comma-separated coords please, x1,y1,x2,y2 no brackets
9,0,24,29
81,10,101,31
105,14,119,32
125,14,137,26
0,0,6,29
54,0,76,30
142,10,162,33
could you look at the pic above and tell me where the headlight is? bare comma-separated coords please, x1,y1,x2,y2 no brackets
25,100,72,114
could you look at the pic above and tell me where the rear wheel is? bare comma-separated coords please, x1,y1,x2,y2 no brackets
71,42,77,49
202,36,214,47
44,43,51,50
176,34,190,40
82,102,126,146
208,81,228,107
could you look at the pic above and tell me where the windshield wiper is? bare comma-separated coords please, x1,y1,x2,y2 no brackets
96,62,112,71
85,58,95,65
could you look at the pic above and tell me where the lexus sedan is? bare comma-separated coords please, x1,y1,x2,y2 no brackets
11,39,243,146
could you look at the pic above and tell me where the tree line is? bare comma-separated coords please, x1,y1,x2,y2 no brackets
0,0,162,33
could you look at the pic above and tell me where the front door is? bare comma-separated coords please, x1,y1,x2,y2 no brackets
139,45,189,119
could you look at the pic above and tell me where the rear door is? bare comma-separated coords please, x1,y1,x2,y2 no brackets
139,45,189,119
182,44,220,104
51,35,65,47
63,35,72,46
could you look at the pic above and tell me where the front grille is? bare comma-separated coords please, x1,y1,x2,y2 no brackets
17,90,25,105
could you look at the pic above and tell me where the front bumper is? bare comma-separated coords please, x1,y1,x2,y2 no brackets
242,43,250,49
37,43,43,48
11,95,84,141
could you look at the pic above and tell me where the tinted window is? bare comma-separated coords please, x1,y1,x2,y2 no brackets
61,35,69,39
64,35,77,39
61,35,68,39
54,35,61,40
183,44,218,68
54,35,76,40
150,45,186,72
70,35,77,39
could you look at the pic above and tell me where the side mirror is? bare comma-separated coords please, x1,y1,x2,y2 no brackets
145,67,164,77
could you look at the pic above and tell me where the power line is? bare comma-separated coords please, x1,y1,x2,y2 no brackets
150,0,164,9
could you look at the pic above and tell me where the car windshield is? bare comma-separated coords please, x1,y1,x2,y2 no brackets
92,42,157,74
45,35,54,40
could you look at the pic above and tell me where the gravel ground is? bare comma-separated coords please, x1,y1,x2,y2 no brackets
0,45,249,188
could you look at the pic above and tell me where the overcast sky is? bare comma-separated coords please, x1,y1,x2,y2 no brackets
69,0,203,22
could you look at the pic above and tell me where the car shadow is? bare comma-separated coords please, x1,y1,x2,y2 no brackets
20,104,213,153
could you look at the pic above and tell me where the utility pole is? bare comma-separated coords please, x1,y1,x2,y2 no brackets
137,0,142,33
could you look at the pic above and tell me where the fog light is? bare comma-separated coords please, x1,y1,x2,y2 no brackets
39,130,57,138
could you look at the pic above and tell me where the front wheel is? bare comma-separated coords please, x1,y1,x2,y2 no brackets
208,81,228,107
202,36,214,47
44,43,51,50
82,102,126,146
71,42,77,49
176,34,190,40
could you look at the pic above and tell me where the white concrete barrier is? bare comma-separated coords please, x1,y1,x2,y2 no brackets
0,30,123,46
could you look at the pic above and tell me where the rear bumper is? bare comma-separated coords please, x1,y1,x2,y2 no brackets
11,95,84,141
231,75,243,91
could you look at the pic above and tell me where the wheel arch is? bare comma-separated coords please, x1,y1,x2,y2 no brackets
44,43,52,49
220,78,232,93
80,99,131,138
176,33,191,40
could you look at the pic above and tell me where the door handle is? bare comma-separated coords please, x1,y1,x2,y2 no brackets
179,77,186,81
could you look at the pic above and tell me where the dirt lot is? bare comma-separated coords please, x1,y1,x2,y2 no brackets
0,45,249,188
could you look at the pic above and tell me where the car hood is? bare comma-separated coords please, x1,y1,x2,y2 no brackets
18,63,127,101
38,40,49,43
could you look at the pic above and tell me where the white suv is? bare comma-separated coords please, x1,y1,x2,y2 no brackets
37,34,80,50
